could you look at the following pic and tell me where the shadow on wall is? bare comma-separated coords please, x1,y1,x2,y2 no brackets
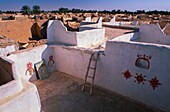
30,20,49,40
30,22,43,40
0,57,14,86
65,22,79,32
28,46,55,81
40,20,49,38
78,27,97,31
41,46,56,74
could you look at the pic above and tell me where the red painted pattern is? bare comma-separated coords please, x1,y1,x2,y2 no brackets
135,54,151,69
149,76,161,90
122,70,133,80
27,62,33,69
134,73,146,84
48,55,55,67
26,62,34,76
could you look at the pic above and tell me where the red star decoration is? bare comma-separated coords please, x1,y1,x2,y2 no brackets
148,76,161,90
134,73,146,84
122,70,132,80
27,62,33,69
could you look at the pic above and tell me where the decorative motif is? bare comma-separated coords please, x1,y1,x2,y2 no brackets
48,55,55,67
122,70,133,79
25,62,34,76
134,73,146,84
122,68,162,90
135,54,151,69
27,62,32,68
148,76,161,90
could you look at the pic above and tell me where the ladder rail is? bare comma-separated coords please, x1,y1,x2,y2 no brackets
84,53,94,83
82,51,101,95
90,52,100,95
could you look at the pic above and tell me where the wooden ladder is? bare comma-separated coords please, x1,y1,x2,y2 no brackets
82,51,103,95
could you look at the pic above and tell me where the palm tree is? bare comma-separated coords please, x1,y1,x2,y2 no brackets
32,5,41,14
21,5,31,14
58,7,69,13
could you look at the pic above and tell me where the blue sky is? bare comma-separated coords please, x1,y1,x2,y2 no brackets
0,0,169,11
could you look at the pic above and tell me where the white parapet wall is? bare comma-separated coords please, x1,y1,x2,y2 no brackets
114,24,170,46
50,45,91,79
0,57,41,112
103,17,132,26
0,57,22,100
97,41,170,112
85,17,91,22
110,17,132,25
47,20,105,48
0,78,41,112
76,28,105,47
7,44,55,81
0,44,18,56
139,24,170,45
47,20,77,46
113,32,139,41
79,17,103,31
50,41,170,111
103,17,139,29
2,22,170,112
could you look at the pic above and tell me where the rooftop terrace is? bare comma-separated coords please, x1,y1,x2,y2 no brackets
33,71,163,112
1,19,170,112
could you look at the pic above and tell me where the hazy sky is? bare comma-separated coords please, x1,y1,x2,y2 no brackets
0,0,169,11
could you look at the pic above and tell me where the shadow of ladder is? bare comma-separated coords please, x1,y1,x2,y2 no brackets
82,51,104,95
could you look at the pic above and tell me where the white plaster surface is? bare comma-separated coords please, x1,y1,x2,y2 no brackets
0,57,41,112
105,17,132,26
1,22,170,112
113,32,139,41
7,45,55,81
113,24,170,45
97,41,170,112
76,28,105,47
103,17,138,28
47,20,77,46
132,20,138,26
0,57,22,100
0,78,41,112
85,17,91,22
79,17,103,31
52,45,91,79
139,24,170,45
47,20,105,47
0,44,17,56
51,42,170,112
163,23,170,35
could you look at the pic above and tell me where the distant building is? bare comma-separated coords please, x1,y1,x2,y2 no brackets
0,36,18,56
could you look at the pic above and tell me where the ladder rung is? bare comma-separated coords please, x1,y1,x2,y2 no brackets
89,67,95,69
92,58,97,61
83,83,92,87
87,76,94,79
82,51,100,95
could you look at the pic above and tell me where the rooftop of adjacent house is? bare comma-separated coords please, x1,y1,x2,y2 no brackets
0,36,16,48
33,71,163,112
90,26,135,48
104,26,134,40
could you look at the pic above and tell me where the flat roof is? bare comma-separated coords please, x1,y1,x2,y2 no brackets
33,71,162,112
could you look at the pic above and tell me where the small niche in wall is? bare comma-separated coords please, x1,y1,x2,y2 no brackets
135,54,151,69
